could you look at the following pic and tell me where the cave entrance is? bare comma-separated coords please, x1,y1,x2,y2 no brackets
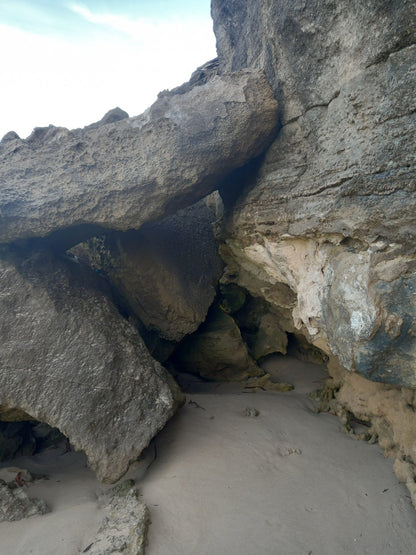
0,409,66,464
165,283,330,396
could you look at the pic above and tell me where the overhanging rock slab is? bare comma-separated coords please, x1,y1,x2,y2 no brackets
0,70,278,246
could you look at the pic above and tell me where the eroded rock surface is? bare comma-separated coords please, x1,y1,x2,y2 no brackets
318,359,416,510
212,0,416,387
0,71,278,246
0,247,183,482
0,482,49,522
172,305,261,381
85,481,149,555
212,0,416,124
72,194,223,343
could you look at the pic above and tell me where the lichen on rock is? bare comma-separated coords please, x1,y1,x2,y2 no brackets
0,481,49,522
84,481,149,555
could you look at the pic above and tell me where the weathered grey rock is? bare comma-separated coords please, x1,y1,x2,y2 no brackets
158,58,220,97
0,482,49,522
0,71,278,246
212,0,416,124
0,247,183,482
86,107,130,130
72,194,223,343
213,0,416,387
172,305,261,381
85,481,149,555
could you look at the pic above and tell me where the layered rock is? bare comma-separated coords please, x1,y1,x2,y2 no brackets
0,0,414,513
212,0,416,387
212,0,416,124
210,0,416,503
0,71,278,247
0,247,183,482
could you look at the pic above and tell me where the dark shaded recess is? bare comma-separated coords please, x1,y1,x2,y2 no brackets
117,301,177,364
286,333,329,365
230,289,289,361
167,301,259,381
66,192,223,358
224,284,328,365
218,154,266,219
68,242,175,361
9,223,109,254
0,420,65,462
69,238,177,363
168,281,328,380
219,283,247,314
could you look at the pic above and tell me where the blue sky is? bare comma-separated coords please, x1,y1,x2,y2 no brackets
0,0,216,138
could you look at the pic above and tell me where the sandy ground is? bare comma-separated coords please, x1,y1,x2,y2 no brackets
1,355,416,554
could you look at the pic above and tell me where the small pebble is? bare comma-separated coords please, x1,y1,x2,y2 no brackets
244,407,260,417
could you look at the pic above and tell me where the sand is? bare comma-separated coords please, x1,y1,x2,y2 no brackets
1,355,415,554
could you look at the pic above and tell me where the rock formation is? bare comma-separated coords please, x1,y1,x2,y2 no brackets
211,0,416,499
0,62,281,487
86,481,149,555
0,71,278,247
172,304,262,381
0,481,49,522
212,0,416,385
72,194,223,344
0,247,182,482
0,0,415,520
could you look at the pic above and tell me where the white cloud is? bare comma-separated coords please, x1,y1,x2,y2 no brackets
0,8,216,139
69,4,156,40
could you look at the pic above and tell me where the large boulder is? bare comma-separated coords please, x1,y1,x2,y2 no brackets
0,247,183,482
72,194,223,343
212,0,416,387
172,305,261,381
0,71,278,247
212,0,416,124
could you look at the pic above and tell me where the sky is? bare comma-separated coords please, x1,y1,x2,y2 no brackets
0,0,216,139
